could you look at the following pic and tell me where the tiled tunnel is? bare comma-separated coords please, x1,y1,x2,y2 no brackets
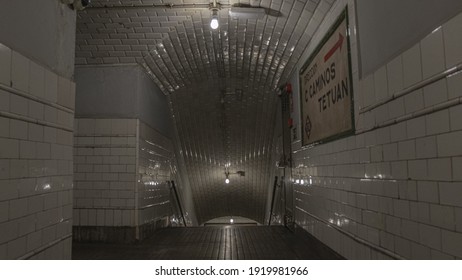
1,0,462,260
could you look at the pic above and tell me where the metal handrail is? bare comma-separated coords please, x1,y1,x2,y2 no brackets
171,180,187,227
268,176,278,225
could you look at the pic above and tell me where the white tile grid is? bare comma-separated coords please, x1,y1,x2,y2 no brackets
0,46,74,259
137,121,173,225
292,11,462,259
421,27,446,79
73,118,141,228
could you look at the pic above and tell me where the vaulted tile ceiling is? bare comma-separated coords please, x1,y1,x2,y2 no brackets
75,0,335,224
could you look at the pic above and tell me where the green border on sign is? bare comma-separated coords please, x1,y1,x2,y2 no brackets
298,7,355,147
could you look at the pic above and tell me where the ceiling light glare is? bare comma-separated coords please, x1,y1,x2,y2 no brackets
211,10,219,29
211,17,219,29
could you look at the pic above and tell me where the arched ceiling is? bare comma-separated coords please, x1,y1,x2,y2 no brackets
75,0,335,224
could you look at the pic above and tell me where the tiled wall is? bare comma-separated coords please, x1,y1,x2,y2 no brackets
0,43,74,259
137,121,175,238
168,132,197,227
290,4,462,259
73,118,176,242
73,118,137,242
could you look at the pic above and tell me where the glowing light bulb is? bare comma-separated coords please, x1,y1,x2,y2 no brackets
210,17,219,29
230,218,234,224
225,178,230,184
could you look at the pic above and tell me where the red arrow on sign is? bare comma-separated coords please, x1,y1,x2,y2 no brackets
324,33,344,62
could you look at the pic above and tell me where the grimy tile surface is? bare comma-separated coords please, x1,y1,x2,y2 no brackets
72,226,340,260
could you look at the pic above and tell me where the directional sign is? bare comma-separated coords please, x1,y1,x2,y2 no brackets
299,9,354,146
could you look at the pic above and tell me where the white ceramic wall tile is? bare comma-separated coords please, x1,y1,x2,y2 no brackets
28,61,45,99
77,119,94,135
111,119,128,135
58,76,73,109
360,74,375,107
0,89,9,111
386,55,404,96
412,202,432,224
95,119,112,135
406,116,426,139
426,110,450,135
401,219,419,240
374,66,388,102
404,89,424,114
11,52,29,92
28,123,44,142
447,71,462,99
44,106,57,124
431,249,455,260
44,70,58,103
393,200,410,219
398,140,415,160
374,105,389,124
417,181,439,203
7,237,27,259
423,79,448,107
28,101,44,121
402,44,423,88
455,207,462,233
441,230,462,258
443,12,462,68
439,182,462,207
450,105,462,131
390,122,407,142
419,223,442,250
437,131,462,157
430,204,455,230
20,141,36,159
388,98,405,119
10,94,28,116
0,138,19,158
421,27,445,79
427,158,452,181
408,160,428,181
453,157,462,181
0,44,11,86
411,241,431,260
415,136,437,159
394,236,411,258
0,117,9,138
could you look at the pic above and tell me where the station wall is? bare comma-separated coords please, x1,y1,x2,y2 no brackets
289,0,462,259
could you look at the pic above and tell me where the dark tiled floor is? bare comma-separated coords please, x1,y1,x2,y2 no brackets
72,226,341,260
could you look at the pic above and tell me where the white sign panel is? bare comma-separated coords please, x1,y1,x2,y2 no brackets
299,10,354,146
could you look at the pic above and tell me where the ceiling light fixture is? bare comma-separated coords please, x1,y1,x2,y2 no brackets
225,171,230,184
210,0,220,30
211,10,219,29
